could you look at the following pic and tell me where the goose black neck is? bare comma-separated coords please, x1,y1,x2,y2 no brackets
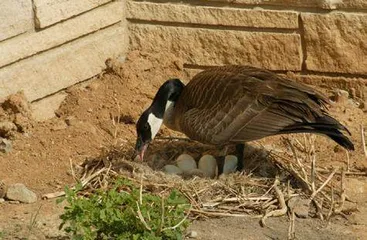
150,79,185,118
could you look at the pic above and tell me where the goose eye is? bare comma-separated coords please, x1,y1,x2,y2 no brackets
144,124,149,130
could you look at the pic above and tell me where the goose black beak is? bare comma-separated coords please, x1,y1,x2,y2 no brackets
134,138,149,161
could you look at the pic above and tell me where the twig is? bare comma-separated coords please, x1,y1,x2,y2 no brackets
159,198,165,233
136,201,151,231
42,167,107,199
312,198,324,221
334,170,346,214
190,209,257,218
139,174,143,205
286,138,307,181
346,150,350,172
310,169,337,201
162,211,190,231
262,199,278,210
326,186,334,221
191,185,203,206
315,169,366,176
155,136,192,141
361,125,367,158
260,178,287,227
310,147,316,193
288,210,296,240
69,158,77,182
223,196,274,202
112,97,121,139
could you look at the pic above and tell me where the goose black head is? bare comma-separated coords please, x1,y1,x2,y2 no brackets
135,79,185,161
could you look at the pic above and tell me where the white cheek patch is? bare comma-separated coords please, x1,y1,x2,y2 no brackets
147,113,163,139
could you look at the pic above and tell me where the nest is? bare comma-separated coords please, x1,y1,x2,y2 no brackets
43,134,364,237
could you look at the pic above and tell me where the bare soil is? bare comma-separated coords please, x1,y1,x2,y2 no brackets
0,51,367,239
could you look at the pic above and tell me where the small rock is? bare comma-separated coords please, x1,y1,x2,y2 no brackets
184,169,205,178
6,183,37,203
198,155,217,178
176,154,197,172
223,155,238,174
359,100,367,113
0,198,5,204
0,121,17,137
288,197,310,218
341,201,358,215
0,138,12,153
0,180,7,198
65,116,78,126
332,89,349,103
188,230,198,238
163,165,183,175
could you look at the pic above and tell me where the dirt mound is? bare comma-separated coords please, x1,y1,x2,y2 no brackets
0,91,33,138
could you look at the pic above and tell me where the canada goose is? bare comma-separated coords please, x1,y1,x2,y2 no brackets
135,65,354,170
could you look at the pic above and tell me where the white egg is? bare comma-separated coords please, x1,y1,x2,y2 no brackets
176,154,197,172
198,154,217,178
222,155,238,174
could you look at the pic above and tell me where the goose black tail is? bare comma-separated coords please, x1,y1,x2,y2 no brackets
280,116,354,151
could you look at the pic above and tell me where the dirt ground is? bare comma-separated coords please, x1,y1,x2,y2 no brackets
0,51,367,239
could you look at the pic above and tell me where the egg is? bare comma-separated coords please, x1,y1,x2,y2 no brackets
222,155,238,174
176,154,197,172
198,154,217,178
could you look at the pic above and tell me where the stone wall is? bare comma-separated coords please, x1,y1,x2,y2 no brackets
1,0,366,119
0,0,128,105
127,0,367,99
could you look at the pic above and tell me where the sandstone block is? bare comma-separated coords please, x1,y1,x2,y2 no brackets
0,24,128,102
32,91,68,121
302,13,367,74
129,24,302,71
207,0,367,9
34,0,112,29
0,0,33,41
127,1,298,29
0,1,124,68
285,72,367,99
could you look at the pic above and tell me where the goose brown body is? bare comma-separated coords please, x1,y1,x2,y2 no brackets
168,65,353,149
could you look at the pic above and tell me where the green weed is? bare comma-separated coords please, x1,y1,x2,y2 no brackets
58,178,190,240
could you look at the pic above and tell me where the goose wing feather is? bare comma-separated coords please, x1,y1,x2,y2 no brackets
174,66,330,145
